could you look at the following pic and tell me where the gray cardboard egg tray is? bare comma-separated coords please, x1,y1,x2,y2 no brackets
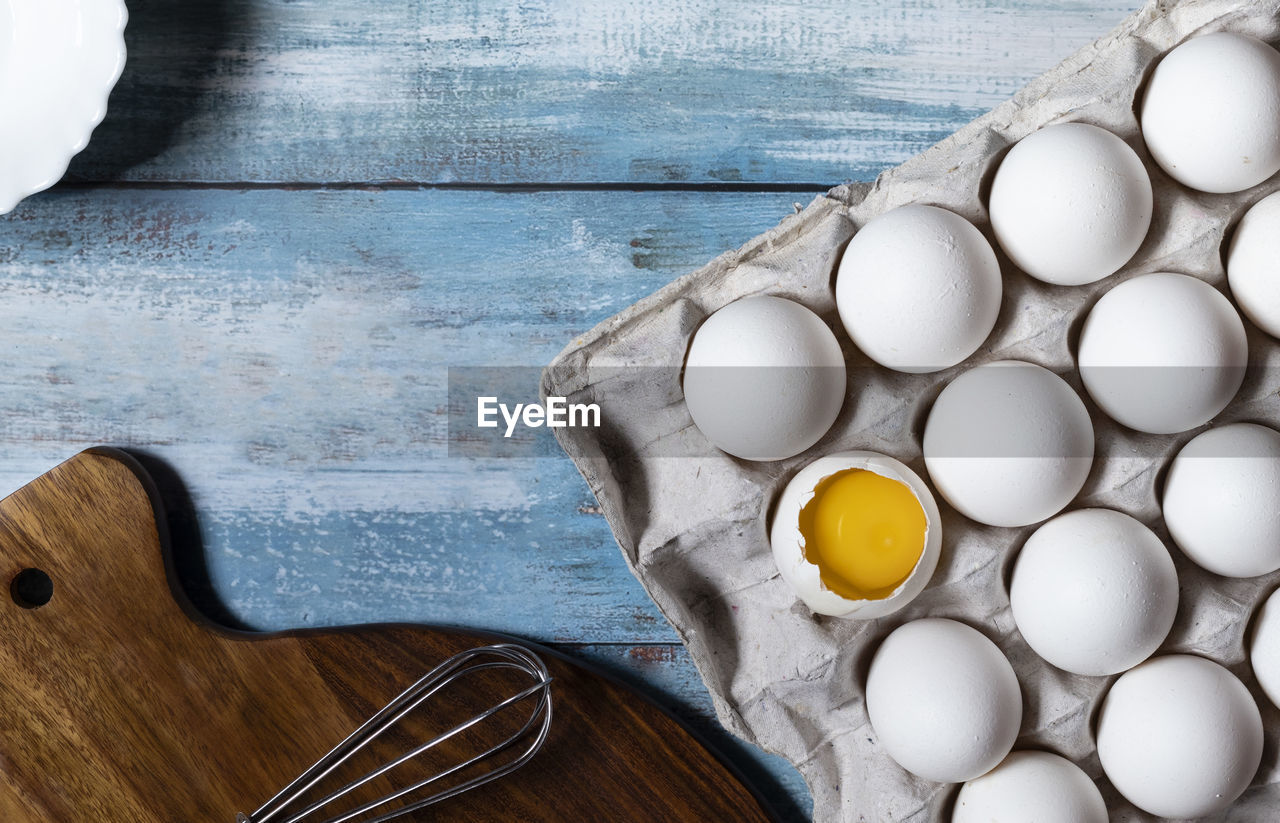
540,1,1280,820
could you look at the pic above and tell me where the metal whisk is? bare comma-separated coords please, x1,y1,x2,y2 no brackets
236,643,553,823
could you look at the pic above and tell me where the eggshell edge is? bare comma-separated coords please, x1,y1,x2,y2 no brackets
770,451,943,618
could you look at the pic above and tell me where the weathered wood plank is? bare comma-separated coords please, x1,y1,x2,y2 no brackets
0,453,779,822
0,186,815,815
0,186,803,638
4,5,1155,814
67,0,1139,185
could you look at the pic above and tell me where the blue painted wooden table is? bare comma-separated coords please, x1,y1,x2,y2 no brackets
2,1,1140,818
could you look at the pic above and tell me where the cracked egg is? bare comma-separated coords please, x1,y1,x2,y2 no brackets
770,451,942,618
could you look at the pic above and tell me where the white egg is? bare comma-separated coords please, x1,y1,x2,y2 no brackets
835,205,1002,373
683,296,846,461
1228,190,1280,338
952,751,1106,823
923,361,1094,528
1097,655,1263,818
989,122,1152,286
1163,423,1280,577
866,618,1022,783
1078,272,1247,434
770,451,942,618
1010,509,1177,676
1249,587,1280,710
1141,32,1280,194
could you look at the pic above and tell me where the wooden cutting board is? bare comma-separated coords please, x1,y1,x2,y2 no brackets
0,449,777,822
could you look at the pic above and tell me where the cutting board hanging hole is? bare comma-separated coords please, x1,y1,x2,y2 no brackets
10,568,53,609
0,450,779,821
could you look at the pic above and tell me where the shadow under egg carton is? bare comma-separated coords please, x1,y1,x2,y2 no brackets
542,0,1280,820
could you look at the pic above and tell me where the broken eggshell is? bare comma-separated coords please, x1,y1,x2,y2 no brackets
769,450,942,618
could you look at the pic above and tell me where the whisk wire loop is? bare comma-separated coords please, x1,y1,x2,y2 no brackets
237,643,553,823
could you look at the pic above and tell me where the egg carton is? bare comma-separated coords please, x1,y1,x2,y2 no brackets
541,0,1280,820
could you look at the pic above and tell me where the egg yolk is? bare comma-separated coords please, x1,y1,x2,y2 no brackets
798,469,927,600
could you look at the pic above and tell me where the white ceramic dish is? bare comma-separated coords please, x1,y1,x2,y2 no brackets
0,0,128,215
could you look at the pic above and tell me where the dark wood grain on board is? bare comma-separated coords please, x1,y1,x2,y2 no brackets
2,3,1146,818
0,449,776,822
